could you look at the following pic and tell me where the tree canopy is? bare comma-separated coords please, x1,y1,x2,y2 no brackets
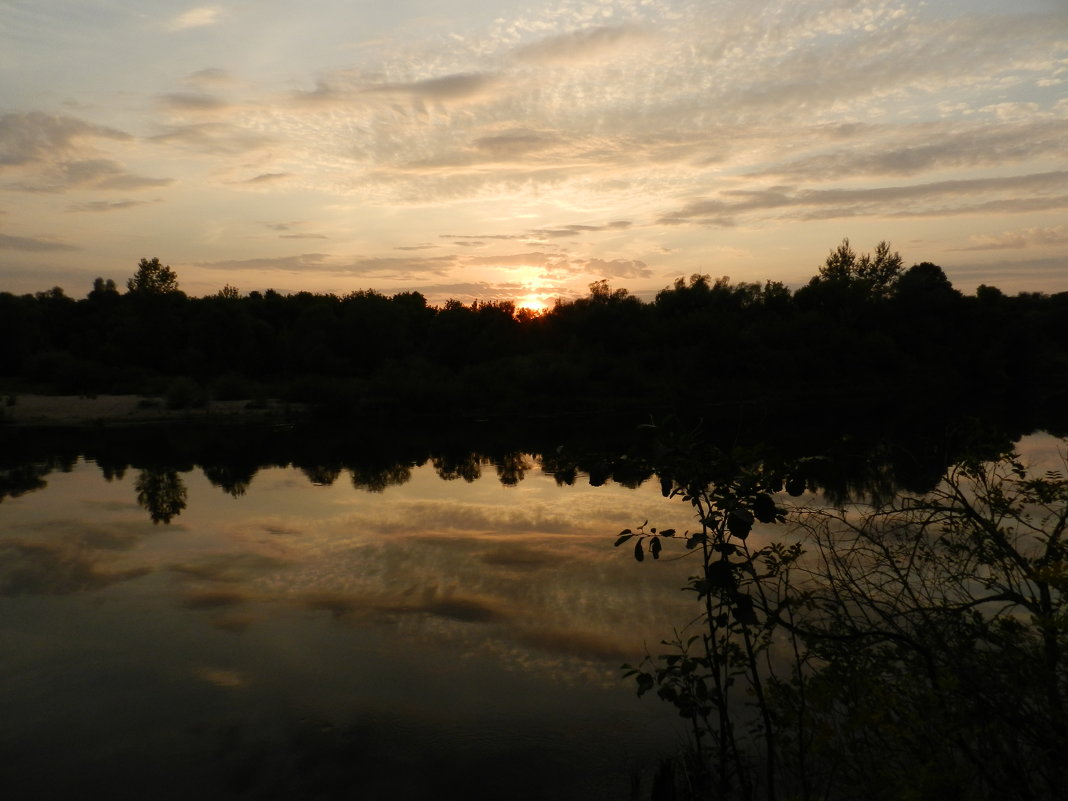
126,257,179,295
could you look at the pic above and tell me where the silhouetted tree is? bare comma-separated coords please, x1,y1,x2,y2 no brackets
127,257,179,295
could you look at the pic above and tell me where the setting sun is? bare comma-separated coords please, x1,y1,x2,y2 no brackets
516,295,549,315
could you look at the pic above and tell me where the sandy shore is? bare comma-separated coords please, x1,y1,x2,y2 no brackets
0,394,302,427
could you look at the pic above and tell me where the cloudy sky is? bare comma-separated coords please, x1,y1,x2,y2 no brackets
1,0,1066,305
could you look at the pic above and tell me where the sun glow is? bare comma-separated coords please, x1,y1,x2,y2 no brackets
516,295,549,315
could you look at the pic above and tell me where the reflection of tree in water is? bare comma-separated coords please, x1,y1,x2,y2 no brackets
0,464,49,502
432,452,482,482
201,463,258,497
494,452,531,486
300,463,342,487
135,468,188,524
349,463,412,493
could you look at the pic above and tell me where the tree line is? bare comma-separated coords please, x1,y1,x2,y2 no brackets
2,244,1066,424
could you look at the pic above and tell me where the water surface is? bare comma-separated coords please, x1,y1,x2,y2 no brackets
1,449,702,799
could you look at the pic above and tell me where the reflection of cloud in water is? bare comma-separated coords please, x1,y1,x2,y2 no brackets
169,552,291,583
515,626,638,663
180,586,256,609
301,586,510,624
80,498,142,513
193,667,246,689
0,538,152,595
20,518,163,549
374,499,579,536
479,544,566,571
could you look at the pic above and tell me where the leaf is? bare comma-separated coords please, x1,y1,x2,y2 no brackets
732,593,758,625
707,559,736,591
660,528,676,537
728,509,754,540
785,476,806,497
614,533,635,547
634,540,645,562
650,537,662,559
753,494,777,523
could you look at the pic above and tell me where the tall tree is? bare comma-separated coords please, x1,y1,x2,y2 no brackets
126,257,179,295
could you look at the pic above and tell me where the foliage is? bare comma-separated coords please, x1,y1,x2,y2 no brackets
126,256,180,295
618,431,1068,801
790,447,1068,801
616,422,806,800
0,246,1066,426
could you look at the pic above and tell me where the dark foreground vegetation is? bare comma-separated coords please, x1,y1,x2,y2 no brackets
2,241,1066,425
616,422,1068,801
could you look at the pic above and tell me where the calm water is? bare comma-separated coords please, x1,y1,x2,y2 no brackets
1,448,707,800
4,431,1061,799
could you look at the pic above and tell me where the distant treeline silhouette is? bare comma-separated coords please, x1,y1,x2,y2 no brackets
2,243,1066,422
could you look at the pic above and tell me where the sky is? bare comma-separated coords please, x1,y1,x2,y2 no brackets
1,0,1066,307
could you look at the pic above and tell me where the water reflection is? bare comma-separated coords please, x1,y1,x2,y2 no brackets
135,467,188,523
0,414,1038,524
0,418,1061,799
0,442,701,799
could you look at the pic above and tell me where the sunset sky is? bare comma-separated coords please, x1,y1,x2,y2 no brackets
2,0,1066,306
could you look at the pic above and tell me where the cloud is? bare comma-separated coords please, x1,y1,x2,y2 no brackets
0,232,78,251
513,25,655,66
582,258,651,279
168,6,224,31
159,92,231,111
242,172,291,184
951,224,1068,252
529,221,632,239
660,171,1068,226
67,199,158,213
196,253,332,272
196,252,457,278
945,257,1068,293
298,71,501,108
0,112,130,167
183,68,233,87
472,130,563,159
150,123,277,155
0,113,171,193
760,120,1068,180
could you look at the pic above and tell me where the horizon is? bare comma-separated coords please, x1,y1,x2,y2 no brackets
2,0,1066,304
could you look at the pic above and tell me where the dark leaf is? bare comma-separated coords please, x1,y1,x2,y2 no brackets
785,476,806,497
732,593,758,625
753,494,777,523
614,533,635,547
650,538,662,559
634,540,645,562
660,528,676,537
728,509,753,540
707,559,736,591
